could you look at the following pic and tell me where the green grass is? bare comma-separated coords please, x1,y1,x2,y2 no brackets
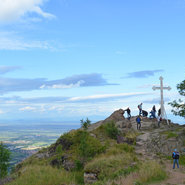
135,161,167,184
104,161,167,185
8,165,76,185
161,131,178,139
84,143,137,182
180,155,185,165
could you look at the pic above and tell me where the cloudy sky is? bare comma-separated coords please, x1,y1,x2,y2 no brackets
0,0,184,123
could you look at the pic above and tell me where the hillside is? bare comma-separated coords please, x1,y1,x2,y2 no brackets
2,109,185,185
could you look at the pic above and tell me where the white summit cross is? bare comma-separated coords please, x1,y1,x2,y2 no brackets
152,76,171,119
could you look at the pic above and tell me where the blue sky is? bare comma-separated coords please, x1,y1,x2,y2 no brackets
0,0,184,124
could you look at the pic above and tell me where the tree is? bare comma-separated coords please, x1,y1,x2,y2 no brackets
169,80,185,118
80,118,91,130
0,142,11,179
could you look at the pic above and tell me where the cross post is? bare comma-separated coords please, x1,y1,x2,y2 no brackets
152,76,171,119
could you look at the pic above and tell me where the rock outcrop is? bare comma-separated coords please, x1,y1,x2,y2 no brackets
102,109,125,123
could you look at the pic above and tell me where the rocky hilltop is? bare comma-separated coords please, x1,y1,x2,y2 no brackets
3,109,185,185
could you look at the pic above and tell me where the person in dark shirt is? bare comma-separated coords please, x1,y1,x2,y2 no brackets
152,105,156,118
142,110,148,117
125,107,131,120
138,103,143,116
158,108,161,116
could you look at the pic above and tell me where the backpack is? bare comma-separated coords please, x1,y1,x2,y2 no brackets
175,152,180,159
172,152,180,159
136,117,141,123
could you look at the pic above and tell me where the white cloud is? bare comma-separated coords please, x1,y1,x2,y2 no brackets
0,37,54,50
69,92,149,102
0,109,5,114
0,0,55,22
40,80,85,89
19,106,36,111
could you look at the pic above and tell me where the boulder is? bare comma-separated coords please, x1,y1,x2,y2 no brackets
103,109,125,124
84,172,98,184
117,136,135,144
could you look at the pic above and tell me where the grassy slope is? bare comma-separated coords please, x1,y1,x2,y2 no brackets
7,121,175,185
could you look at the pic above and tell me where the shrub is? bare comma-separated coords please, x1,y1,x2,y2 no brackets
80,118,91,130
0,142,11,179
73,130,105,161
103,121,120,139
74,160,83,171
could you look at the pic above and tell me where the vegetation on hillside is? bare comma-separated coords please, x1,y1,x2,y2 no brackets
5,120,171,185
169,79,185,118
0,142,11,179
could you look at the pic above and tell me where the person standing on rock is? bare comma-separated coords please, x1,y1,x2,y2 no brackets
138,103,143,116
136,115,141,130
152,105,156,118
125,107,131,120
158,108,161,116
172,149,180,169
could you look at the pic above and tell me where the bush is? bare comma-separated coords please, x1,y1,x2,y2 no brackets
80,118,91,130
74,160,83,171
0,142,11,179
103,121,120,139
73,130,105,161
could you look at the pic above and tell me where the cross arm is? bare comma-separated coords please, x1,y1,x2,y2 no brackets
152,86,160,90
163,86,172,91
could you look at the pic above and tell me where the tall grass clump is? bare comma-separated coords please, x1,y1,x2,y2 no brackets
135,161,167,184
104,161,166,185
179,155,185,165
8,165,76,185
73,130,105,161
85,151,137,182
102,121,120,139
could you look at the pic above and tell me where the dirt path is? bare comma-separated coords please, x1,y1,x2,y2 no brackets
152,162,185,185
133,120,185,185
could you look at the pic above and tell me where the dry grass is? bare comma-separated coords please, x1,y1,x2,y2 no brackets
104,161,167,185
8,165,76,185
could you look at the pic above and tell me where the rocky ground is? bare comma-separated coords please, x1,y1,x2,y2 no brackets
87,109,185,184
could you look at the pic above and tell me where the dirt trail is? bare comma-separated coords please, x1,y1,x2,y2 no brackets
132,118,185,185
152,162,185,185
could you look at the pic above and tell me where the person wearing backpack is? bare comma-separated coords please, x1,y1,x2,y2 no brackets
136,115,141,130
125,107,131,120
138,103,143,116
172,149,180,169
